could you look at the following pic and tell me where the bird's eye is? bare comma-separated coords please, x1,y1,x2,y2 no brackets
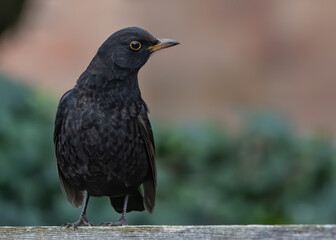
130,41,141,51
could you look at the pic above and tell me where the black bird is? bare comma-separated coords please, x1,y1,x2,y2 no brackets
54,27,179,228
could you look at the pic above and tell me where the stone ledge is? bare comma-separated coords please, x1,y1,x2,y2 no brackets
1,225,336,240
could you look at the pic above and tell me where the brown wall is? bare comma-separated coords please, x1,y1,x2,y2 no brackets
1,0,336,133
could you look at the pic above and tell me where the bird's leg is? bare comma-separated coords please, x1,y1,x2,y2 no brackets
62,192,93,230
100,195,129,226
118,194,129,225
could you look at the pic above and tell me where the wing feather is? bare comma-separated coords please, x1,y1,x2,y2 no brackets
137,104,156,213
54,90,84,207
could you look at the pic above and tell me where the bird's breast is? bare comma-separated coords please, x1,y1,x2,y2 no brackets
61,100,149,192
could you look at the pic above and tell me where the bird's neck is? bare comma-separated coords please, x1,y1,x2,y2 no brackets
75,65,142,102
74,53,144,106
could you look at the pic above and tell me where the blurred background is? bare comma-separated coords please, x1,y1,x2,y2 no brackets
1,0,336,225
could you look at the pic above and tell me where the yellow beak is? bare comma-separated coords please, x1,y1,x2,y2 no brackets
148,38,180,52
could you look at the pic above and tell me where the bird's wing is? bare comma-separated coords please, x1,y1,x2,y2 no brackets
54,90,84,207
137,103,156,213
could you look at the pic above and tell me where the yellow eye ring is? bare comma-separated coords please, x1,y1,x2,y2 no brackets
130,41,141,51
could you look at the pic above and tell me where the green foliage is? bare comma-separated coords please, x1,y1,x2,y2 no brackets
0,75,58,225
1,74,336,225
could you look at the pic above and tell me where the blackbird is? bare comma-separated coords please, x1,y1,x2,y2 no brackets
54,27,179,228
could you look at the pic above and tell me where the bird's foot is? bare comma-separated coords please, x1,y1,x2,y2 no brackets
61,214,93,230
99,216,128,226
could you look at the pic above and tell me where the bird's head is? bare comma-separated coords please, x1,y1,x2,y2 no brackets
96,27,179,72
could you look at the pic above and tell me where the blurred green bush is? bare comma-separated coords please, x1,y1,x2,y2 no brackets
1,74,336,225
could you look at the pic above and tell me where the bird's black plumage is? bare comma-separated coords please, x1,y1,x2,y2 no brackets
54,27,179,228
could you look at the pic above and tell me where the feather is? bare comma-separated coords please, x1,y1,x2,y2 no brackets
137,105,156,213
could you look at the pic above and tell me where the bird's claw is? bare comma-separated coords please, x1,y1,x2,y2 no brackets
61,214,93,230
99,216,128,226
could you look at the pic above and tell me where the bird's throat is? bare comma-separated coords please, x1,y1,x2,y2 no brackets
76,69,142,103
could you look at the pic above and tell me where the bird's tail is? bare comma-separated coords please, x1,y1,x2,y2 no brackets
110,190,145,213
